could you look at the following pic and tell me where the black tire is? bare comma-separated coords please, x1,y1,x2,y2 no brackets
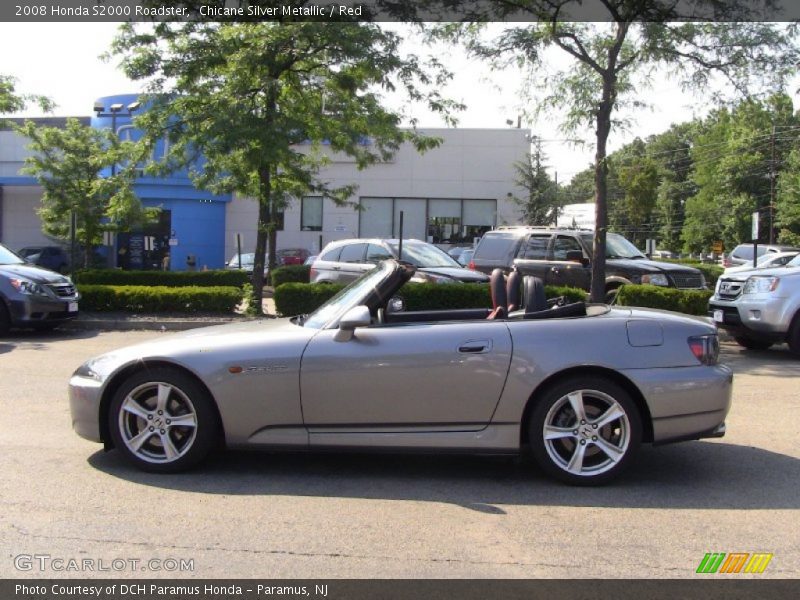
108,368,220,473
788,315,800,357
0,301,10,336
32,322,60,332
733,336,773,351
529,377,642,486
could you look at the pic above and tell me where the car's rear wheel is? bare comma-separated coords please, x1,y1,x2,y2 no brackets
733,336,773,351
108,368,219,473
529,377,642,485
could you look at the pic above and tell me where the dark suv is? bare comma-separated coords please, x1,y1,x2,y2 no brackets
0,243,80,334
469,227,706,299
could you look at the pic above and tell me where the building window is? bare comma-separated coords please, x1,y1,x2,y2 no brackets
301,196,323,231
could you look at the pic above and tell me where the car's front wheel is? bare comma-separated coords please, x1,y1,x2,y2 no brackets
529,377,642,485
108,368,219,473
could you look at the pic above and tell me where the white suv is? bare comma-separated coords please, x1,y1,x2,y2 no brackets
709,254,800,355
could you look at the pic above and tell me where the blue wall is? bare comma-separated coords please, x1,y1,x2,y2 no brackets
93,94,232,270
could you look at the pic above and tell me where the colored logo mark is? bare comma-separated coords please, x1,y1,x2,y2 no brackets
696,552,773,574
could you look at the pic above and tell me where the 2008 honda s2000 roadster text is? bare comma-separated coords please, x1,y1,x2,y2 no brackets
69,260,732,485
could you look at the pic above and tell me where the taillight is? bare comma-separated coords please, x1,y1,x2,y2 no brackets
468,260,476,270
309,267,318,280
688,334,719,365
722,257,731,268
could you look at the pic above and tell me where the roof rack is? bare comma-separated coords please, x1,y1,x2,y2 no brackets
494,225,593,232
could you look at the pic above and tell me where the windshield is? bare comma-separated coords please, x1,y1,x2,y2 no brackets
303,262,392,329
0,244,25,265
387,241,461,268
579,233,646,259
228,253,254,264
786,255,800,268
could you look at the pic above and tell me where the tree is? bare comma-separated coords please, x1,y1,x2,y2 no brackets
0,74,53,120
513,140,561,225
18,118,151,267
776,148,800,246
683,94,798,253
444,4,798,300
111,18,457,313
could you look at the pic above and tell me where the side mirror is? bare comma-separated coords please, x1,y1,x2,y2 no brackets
334,305,372,342
387,296,405,313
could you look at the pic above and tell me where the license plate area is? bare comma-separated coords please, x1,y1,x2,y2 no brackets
713,309,723,323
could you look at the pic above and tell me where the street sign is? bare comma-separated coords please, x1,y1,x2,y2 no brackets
712,241,724,254
752,211,759,241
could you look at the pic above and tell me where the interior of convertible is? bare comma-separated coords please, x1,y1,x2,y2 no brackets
377,268,607,325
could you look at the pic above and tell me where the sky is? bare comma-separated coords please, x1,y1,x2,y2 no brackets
2,22,797,184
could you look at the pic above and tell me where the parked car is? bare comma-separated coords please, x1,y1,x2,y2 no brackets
721,243,799,269
722,251,799,274
69,260,731,484
469,227,705,301
447,246,473,262
457,248,475,267
303,255,318,266
310,238,490,284
709,253,800,354
17,245,69,273
226,249,312,272
277,248,312,266
0,243,80,334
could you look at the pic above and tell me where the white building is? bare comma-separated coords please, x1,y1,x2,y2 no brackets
225,128,530,260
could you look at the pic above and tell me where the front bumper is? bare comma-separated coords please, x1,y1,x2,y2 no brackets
8,294,79,326
68,375,104,443
709,296,788,342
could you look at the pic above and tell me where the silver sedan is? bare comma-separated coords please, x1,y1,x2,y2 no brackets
69,261,732,485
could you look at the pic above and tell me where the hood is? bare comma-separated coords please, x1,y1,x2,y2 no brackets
81,317,316,381
0,262,72,284
419,267,491,282
720,265,800,282
607,258,702,275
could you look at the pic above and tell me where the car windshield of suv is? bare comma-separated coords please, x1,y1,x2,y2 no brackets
0,245,25,265
302,262,391,330
579,233,646,259
387,241,461,268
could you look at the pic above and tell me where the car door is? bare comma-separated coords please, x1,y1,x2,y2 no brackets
547,235,591,290
512,233,553,279
300,319,513,433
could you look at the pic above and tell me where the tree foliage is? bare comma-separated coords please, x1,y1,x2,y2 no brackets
0,74,53,120
513,141,561,226
111,18,458,313
441,3,798,300
18,119,152,267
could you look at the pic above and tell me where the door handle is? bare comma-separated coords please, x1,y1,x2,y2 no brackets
458,339,492,354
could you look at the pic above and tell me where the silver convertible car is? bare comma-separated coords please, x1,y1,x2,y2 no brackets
69,261,732,485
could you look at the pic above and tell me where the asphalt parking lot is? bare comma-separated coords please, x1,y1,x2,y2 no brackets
1,329,798,579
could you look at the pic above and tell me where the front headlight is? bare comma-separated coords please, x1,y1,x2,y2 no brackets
742,276,779,294
9,278,50,297
73,354,117,382
641,273,669,286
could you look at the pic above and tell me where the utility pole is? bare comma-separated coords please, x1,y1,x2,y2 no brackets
769,122,776,244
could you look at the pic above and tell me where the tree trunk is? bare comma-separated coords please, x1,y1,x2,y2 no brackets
590,74,615,304
251,165,271,315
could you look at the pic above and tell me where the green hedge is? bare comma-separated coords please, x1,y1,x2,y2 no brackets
73,269,250,288
616,284,713,316
270,264,311,287
77,285,243,313
273,282,587,317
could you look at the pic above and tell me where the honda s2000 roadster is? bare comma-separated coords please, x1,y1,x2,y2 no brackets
69,260,732,485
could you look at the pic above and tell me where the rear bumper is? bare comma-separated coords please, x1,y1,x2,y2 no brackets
621,364,733,444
